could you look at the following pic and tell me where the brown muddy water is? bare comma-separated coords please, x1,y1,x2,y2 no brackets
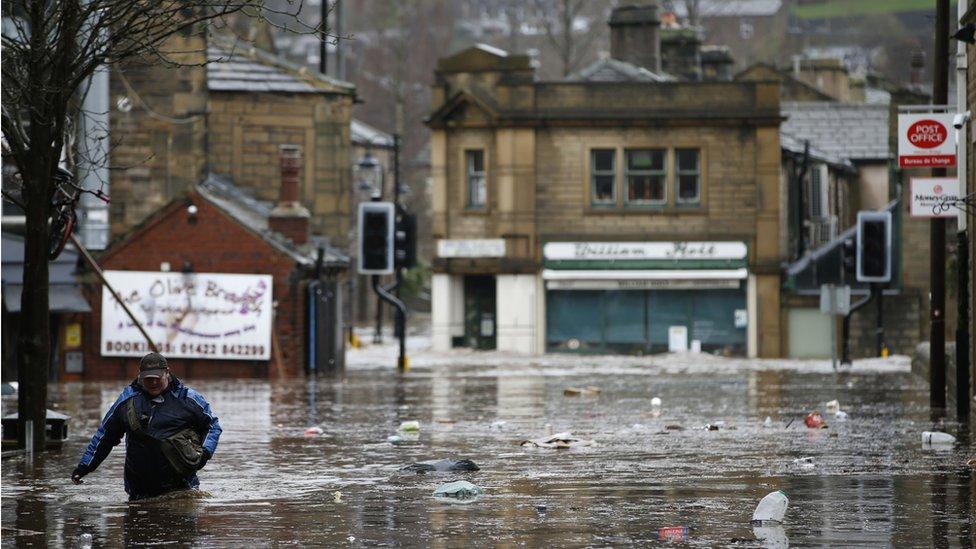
2,361,974,547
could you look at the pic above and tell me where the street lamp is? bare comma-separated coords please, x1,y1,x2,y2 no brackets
356,149,383,198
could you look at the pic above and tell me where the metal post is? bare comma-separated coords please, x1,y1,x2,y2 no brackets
875,283,884,357
319,0,328,75
373,274,383,344
841,314,851,366
392,133,406,371
958,230,971,420
930,0,950,413
69,233,157,352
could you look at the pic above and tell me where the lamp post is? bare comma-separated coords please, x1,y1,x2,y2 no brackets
355,148,384,344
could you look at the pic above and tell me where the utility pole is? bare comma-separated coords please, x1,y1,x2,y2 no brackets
930,0,950,413
319,0,329,76
956,0,972,421
392,133,407,371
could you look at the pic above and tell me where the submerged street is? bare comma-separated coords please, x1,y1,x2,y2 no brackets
2,344,973,547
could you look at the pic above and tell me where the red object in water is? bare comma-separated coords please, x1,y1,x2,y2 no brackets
658,526,689,542
804,411,825,428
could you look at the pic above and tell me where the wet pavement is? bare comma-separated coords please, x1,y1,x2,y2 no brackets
2,352,975,547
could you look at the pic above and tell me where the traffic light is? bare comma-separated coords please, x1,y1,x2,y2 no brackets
856,211,891,283
394,210,417,269
358,202,395,275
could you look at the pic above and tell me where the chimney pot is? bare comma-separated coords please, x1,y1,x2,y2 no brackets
269,144,310,245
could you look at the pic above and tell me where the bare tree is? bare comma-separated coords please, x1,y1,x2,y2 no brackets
1,0,326,449
534,0,602,77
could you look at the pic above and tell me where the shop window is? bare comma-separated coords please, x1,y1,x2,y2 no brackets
466,150,486,209
675,149,701,205
591,149,616,206
625,149,666,205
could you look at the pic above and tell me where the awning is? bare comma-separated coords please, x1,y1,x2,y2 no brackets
2,284,91,313
542,268,748,290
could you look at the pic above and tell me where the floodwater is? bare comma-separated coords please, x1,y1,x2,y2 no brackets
2,357,974,547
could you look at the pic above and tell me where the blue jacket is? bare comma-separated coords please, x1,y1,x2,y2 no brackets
76,376,221,499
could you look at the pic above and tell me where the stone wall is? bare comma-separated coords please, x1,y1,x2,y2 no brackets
208,91,354,245
108,32,208,238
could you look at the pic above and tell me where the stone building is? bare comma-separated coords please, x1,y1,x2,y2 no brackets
107,33,356,247
426,4,783,357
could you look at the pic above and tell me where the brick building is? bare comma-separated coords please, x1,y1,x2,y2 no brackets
427,4,783,357
79,151,347,380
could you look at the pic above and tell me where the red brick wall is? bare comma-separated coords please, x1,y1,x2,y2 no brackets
83,194,308,380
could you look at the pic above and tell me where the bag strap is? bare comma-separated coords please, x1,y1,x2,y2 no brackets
125,398,156,442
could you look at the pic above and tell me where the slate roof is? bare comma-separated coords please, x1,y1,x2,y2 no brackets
197,174,348,268
781,102,890,162
564,57,675,83
207,37,354,95
1,232,90,313
351,119,394,149
780,131,853,170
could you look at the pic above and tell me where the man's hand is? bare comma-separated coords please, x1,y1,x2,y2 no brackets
196,449,212,471
71,466,89,485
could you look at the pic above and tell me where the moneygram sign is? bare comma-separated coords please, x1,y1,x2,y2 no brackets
898,113,956,168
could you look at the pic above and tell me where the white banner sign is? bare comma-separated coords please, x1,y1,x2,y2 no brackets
437,239,506,258
898,113,956,168
910,178,960,218
101,271,273,360
543,241,747,261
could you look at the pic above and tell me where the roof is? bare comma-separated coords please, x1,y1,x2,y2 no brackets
351,119,394,149
781,102,890,162
672,0,782,18
207,36,354,95
1,232,90,313
565,58,675,83
197,174,348,268
780,132,853,170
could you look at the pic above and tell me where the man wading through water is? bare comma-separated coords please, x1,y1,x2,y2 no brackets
71,352,222,500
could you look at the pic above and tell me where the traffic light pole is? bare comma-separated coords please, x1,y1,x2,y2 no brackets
392,133,406,371
930,0,949,414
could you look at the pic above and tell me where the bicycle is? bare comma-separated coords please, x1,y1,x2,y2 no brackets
49,168,109,260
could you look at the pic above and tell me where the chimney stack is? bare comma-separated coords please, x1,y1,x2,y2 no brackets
268,144,310,245
609,3,662,73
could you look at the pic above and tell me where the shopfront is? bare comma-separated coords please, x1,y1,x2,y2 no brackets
543,242,751,356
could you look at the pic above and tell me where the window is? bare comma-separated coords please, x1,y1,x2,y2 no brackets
808,163,824,218
625,149,666,205
466,150,486,209
675,149,700,204
591,149,616,205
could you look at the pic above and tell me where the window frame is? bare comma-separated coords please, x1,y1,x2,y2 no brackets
590,148,617,207
465,149,487,210
624,148,668,207
674,148,701,205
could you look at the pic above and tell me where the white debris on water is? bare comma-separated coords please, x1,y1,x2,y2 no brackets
346,335,911,375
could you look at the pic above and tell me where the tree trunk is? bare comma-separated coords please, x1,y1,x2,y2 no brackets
17,153,53,451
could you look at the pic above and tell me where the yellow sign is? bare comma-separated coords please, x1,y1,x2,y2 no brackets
65,323,82,348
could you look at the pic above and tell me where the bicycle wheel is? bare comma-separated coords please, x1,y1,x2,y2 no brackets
49,207,76,260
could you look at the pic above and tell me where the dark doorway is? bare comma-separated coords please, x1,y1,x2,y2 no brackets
463,275,496,350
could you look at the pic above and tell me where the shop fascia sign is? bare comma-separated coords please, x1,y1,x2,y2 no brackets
101,270,273,360
437,239,506,258
543,241,747,261
897,112,956,168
